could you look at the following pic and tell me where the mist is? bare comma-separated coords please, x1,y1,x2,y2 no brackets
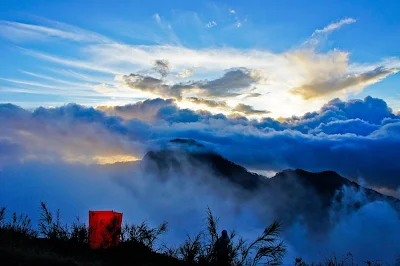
1,156,400,264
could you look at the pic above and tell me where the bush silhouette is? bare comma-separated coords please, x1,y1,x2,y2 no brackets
0,203,391,266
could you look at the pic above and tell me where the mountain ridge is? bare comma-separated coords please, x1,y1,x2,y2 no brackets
107,138,400,231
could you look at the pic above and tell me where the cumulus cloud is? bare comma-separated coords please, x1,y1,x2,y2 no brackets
0,103,146,164
291,66,399,99
310,118,379,136
97,98,176,122
232,103,270,115
2,96,400,190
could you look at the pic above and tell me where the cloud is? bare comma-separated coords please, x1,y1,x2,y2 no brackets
153,13,162,24
0,20,111,43
97,98,176,122
292,96,396,127
2,15,400,264
175,69,193,79
312,18,357,36
291,66,399,99
305,18,356,47
122,73,175,97
205,21,217,28
310,118,379,136
153,59,170,78
152,13,180,45
0,103,147,164
192,68,263,97
2,96,399,190
122,68,264,100
186,97,227,108
1,96,400,264
10,17,398,117
284,186,400,264
1,126,400,264
232,103,270,115
22,48,121,74
0,139,26,166
243,93,263,98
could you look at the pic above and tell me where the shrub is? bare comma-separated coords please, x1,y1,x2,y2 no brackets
70,217,90,244
172,207,286,266
121,220,168,251
0,206,38,244
38,202,69,240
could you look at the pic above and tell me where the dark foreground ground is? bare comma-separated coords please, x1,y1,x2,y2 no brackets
0,238,186,266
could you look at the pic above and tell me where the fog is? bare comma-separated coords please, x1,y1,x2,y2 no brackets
1,158,399,264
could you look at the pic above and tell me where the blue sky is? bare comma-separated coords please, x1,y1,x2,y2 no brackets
1,0,399,117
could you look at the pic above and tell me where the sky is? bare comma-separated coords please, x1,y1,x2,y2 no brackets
1,1,400,263
1,0,400,118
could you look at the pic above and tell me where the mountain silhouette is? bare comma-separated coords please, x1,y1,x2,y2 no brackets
118,138,400,232
142,138,265,190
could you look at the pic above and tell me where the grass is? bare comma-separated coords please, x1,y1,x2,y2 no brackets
294,253,387,266
0,204,392,266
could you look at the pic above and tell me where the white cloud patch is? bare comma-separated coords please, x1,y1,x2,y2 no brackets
0,20,111,43
313,18,357,36
153,13,162,24
205,21,217,28
305,18,356,47
151,13,180,45
175,69,193,79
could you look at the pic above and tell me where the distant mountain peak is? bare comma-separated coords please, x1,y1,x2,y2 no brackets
142,138,263,190
122,138,400,232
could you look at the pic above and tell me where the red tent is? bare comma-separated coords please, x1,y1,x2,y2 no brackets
89,210,123,249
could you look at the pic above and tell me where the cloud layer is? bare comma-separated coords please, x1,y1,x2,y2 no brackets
1,96,399,192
